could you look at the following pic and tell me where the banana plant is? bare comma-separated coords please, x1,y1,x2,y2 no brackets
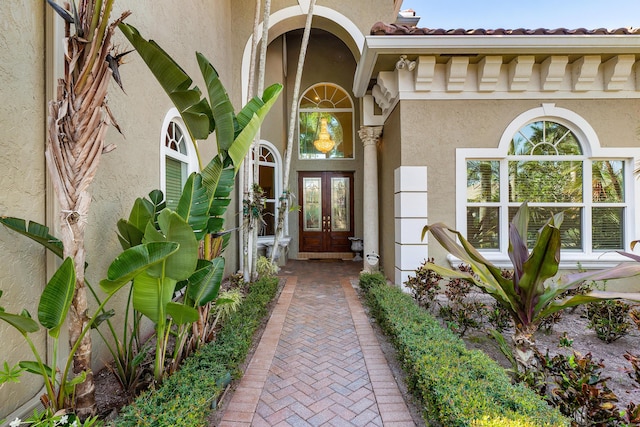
115,25,282,373
422,202,640,372
0,242,178,413
118,23,282,258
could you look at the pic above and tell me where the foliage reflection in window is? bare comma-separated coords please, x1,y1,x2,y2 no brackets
466,120,626,252
298,83,354,159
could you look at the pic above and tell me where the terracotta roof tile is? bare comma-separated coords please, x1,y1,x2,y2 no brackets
371,22,640,36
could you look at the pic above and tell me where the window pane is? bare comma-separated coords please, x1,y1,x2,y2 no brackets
303,177,322,231
467,160,499,202
299,112,353,159
509,207,582,249
592,160,624,203
259,164,275,199
165,157,185,210
467,207,499,249
509,161,582,203
331,177,350,232
509,121,581,155
259,201,276,236
592,207,624,250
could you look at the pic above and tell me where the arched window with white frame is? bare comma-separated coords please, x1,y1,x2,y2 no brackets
160,109,199,210
254,140,284,238
456,104,640,268
298,83,354,159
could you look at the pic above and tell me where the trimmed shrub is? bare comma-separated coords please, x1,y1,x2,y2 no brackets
115,276,279,426
360,276,568,427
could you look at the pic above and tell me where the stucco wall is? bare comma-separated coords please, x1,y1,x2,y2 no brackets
229,0,397,108
1,0,237,418
273,30,363,257
379,105,402,280
0,2,48,418
399,98,640,268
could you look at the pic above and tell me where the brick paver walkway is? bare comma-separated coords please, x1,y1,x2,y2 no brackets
219,260,414,426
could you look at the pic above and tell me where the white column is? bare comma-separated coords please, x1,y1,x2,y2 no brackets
358,126,383,272
394,166,428,289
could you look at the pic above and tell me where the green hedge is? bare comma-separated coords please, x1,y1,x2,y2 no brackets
115,276,279,426
360,273,568,427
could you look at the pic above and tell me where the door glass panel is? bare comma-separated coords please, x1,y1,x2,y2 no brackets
303,177,322,231
331,177,350,231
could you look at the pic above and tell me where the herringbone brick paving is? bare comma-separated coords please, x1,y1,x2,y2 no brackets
219,260,415,426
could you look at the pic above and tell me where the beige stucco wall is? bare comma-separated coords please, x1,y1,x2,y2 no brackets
379,105,402,280
1,0,237,418
0,2,48,418
229,0,397,110
398,98,640,271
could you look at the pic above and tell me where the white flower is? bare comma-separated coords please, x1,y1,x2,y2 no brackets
70,420,79,427
58,415,69,425
9,418,21,427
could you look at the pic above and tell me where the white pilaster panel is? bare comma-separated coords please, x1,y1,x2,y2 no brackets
395,218,427,245
395,243,428,270
394,192,428,218
394,166,428,193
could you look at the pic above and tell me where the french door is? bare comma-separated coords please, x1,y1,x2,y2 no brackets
299,171,354,253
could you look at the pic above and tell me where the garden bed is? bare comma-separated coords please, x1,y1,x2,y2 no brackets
455,291,640,410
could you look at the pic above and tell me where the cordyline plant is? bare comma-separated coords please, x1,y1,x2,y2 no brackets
422,202,640,372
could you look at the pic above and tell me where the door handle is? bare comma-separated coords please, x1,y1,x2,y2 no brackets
322,216,331,232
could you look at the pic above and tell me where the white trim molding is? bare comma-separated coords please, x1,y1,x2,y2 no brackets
455,103,640,269
394,166,429,288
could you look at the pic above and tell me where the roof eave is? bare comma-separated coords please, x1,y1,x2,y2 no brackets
353,34,640,97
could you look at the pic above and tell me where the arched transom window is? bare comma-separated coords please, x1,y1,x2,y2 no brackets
457,104,638,266
160,109,198,210
298,83,354,160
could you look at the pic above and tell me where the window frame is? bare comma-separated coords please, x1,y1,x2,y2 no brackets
160,108,199,209
298,82,355,160
455,103,640,268
254,140,285,240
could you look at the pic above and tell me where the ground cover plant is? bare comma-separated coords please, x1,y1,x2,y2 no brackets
114,275,279,426
422,202,640,373
360,272,569,427
413,203,640,425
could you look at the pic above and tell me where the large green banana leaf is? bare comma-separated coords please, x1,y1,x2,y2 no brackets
128,197,155,231
176,173,209,240
19,361,53,378
38,257,75,338
132,271,175,324
118,23,212,140
228,84,282,172
166,302,199,325
0,311,39,335
99,242,179,294
144,210,198,281
0,217,63,258
196,52,235,151
186,257,225,307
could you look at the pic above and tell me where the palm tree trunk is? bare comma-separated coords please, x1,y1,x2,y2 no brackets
242,0,261,281
270,0,315,263
250,0,272,280
45,1,130,418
